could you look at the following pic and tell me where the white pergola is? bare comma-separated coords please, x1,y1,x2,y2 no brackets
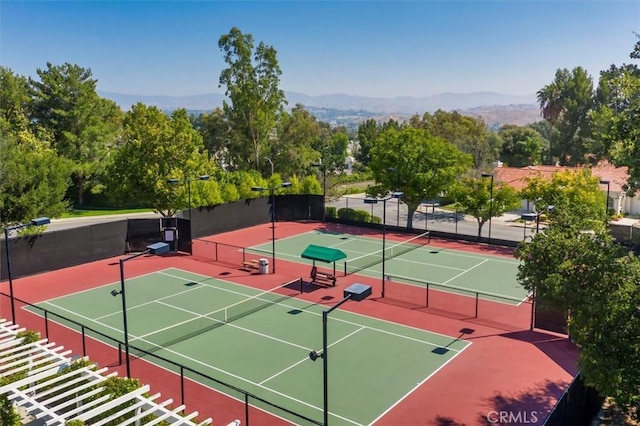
0,319,213,425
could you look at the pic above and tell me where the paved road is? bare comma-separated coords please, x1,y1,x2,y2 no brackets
45,212,161,233
328,194,540,243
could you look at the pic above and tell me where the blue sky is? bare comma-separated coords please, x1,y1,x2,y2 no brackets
1,1,638,98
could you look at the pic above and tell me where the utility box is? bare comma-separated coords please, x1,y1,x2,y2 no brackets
258,258,269,275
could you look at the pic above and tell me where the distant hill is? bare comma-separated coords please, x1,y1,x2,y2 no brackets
98,90,540,129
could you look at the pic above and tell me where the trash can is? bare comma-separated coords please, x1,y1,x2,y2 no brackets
258,258,269,275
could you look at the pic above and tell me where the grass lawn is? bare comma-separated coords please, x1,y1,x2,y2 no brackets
61,208,153,218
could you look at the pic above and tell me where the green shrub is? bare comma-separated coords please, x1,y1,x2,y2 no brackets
325,206,337,218
370,215,382,224
337,208,357,221
65,420,86,426
352,210,371,222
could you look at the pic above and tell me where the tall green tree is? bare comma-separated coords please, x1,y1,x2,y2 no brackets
524,169,607,221
218,27,286,172
0,132,71,225
0,67,30,132
28,62,123,205
106,104,217,216
592,62,640,194
453,177,520,240
368,127,471,229
516,211,640,417
272,104,328,177
537,67,594,166
498,124,547,167
537,78,564,164
355,118,379,165
413,110,499,170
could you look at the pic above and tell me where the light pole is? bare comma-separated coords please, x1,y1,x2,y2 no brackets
252,182,292,273
387,168,401,227
364,191,403,297
3,217,50,322
481,173,494,245
599,180,611,220
309,283,371,426
111,242,170,378
312,162,327,222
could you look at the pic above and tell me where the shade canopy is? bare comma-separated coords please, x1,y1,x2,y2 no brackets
301,244,347,263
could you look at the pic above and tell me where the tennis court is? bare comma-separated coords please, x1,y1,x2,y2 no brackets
248,230,528,305
28,267,470,425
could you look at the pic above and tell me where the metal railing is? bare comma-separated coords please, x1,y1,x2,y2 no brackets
3,291,322,426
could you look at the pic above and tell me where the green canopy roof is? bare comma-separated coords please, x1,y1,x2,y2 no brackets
301,244,347,263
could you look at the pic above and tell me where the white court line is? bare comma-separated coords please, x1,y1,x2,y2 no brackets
131,333,363,425
94,282,209,321
442,259,488,285
150,299,312,352
40,268,177,303
259,326,365,386
17,311,299,426
368,338,470,425
39,301,123,335
158,270,465,352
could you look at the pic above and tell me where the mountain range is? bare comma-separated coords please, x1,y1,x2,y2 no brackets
98,90,541,129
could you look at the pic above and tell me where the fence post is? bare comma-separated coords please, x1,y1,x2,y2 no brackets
245,393,250,425
44,311,49,338
180,366,185,406
81,326,86,356
425,283,429,308
475,293,479,318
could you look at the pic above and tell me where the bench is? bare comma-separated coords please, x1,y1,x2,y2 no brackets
241,260,259,271
310,267,336,287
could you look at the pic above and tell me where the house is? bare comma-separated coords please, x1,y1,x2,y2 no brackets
491,161,638,215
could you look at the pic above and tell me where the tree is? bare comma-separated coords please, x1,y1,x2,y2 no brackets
368,127,472,229
0,132,71,226
453,177,520,240
0,67,30,132
520,168,607,226
413,110,499,170
355,118,379,165
591,62,640,194
271,104,328,177
106,104,218,216
498,124,547,167
217,27,286,172
537,67,595,166
28,63,123,206
537,78,564,164
515,212,640,417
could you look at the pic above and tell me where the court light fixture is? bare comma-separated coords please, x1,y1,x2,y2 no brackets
3,217,51,323
251,182,293,273
309,283,372,426
363,192,403,298
481,173,494,245
112,242,170,378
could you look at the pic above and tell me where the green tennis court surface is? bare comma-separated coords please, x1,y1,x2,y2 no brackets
252,230,528,305
29,268,470,425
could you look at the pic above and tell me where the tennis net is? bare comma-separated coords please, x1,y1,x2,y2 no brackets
343,231,430,275
130,278,302,354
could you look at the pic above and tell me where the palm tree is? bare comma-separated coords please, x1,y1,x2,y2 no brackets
537,82,563,165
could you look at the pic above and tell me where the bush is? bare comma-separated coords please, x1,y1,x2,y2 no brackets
352,210,371,222
325,206,337,219
337,208,358,221
370,215,382,224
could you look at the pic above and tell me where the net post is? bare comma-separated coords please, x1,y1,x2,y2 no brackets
215,242,218,261
299,277,303,294
425,283,429,308
475,292,479,318
242,248,246,263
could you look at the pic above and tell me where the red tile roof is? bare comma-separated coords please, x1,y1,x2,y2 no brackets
493,161,629,193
